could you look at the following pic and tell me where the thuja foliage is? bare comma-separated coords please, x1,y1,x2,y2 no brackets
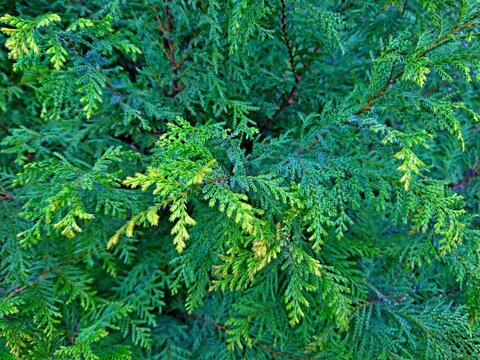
1,0,480,358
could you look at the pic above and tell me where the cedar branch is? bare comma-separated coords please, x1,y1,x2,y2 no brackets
355,14,480,116
273,0,304,119
297,14,480,155
150,2,187,95
451,159,480,191
189,312,313,359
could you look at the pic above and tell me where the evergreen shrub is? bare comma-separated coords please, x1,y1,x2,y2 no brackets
1,0,480,358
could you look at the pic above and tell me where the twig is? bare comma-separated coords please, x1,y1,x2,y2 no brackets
422,81,447,98
273,0,304,119
189,313,227,331
0,123,12,136
353,294,407,310
297,136,318,155
416,17,478,59
354,69,404,116
150,2,188,95
0,192,13,201
353,287,462,310
69,319,80,345
451,159,480,190
336,0,353,13
6,252,87,297
354,14,479,116
176,31,198,69
105,80,124,99
7,271,49,296
298,26,463,153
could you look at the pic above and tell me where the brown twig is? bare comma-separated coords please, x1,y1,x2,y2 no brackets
69,319,80,345
354,14,479,117
6,253,87,297
353,287,462,310
422,81,447,98
105,80,123,99
297,13,476,155
354,69,404,116
190,313,227,331
0,192,13,201
273,0,304,119
150,2,189,95
176,31,198,69
0,123,12,136
336,0,353,13
416,16,478,59
297,136,318,155
7,271,49,296
451,159,480,191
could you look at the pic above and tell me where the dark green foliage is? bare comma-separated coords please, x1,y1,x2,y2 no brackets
1,0,480,358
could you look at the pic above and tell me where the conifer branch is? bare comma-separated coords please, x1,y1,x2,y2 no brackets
353,294,408,309
451,159,480,190
273,0,304,119
69,318,79,345
336,0,353,13
297,136,318,155
6,253,87,297
7,271,49,296
0,191,13,201
355,13,480,116
150,2,186,95
189,313,227,331
0,123,12,135
299,13,480,156
257,343,314,360
189,313,313,360
422,81,447,98
354,69,403,116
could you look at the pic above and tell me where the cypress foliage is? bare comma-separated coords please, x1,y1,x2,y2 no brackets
1,0,480,358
